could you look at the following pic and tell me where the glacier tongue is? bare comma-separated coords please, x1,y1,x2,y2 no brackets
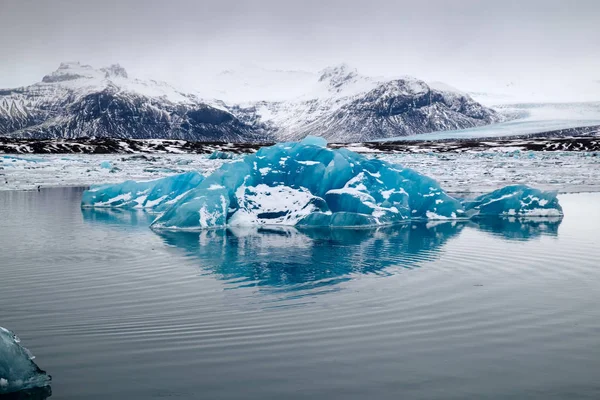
0,327,51,394
81,136,563,229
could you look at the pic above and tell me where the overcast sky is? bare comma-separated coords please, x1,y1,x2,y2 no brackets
1,0,599,96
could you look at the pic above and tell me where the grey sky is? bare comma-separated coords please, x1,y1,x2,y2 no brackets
1,0,599,94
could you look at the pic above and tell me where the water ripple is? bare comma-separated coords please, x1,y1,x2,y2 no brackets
2,189,600,399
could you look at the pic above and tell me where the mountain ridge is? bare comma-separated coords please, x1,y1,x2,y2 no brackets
0,62,503,142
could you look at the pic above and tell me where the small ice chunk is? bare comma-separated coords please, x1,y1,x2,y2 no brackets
208,150,235,160
301,135,328,148
0,326,51,394
464,185,563,217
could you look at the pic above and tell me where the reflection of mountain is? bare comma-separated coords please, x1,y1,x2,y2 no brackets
81,208,562,289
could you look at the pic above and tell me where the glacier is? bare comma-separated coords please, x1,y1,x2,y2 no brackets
0,326,51,394
81,137,563,229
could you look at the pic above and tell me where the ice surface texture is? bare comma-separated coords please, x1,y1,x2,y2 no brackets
208,150,236,160
463,185,563,217
81,137,563,229
82,171,204,211
0,327,51,394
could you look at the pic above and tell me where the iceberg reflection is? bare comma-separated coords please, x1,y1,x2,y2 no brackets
81,208,156,229
154,218,561,289
470,217,561,241
81,208,561,289
0,386,52,400
155,223,464,288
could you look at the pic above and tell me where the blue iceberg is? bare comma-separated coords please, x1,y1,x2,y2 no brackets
208,150,236,160
81,171,204,211
0,327,51,395
463,185,563,217
81,136,563,229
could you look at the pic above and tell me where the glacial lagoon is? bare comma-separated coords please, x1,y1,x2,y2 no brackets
1,187,600,399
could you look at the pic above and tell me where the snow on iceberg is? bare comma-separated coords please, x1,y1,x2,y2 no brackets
81,171,204,211
464,185,563,217
81,136,563,229
0,326,51,395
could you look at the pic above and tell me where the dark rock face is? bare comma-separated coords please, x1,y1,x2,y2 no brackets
24,89,261,141
0,63,266,142
0,62,501,143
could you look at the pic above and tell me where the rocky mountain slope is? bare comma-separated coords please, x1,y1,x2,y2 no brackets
0,62,502,142
235,65,502,142
0,62,263,142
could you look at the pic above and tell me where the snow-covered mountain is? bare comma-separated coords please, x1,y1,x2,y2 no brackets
0,62,262,142
234,65,502,142
0,62,502,142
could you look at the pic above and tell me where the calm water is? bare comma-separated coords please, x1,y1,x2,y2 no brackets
1,188,600,399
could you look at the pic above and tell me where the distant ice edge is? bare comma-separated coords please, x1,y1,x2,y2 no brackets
81,136,563,230
0,326,51,395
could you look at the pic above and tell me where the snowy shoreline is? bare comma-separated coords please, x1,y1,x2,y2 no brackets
2,150,600,194
1,124,600,155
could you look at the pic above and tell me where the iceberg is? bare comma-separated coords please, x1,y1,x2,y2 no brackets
208,150,236,160
81,136,563,229
0,327,51,395
463,185,563,217
81,171,204,211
